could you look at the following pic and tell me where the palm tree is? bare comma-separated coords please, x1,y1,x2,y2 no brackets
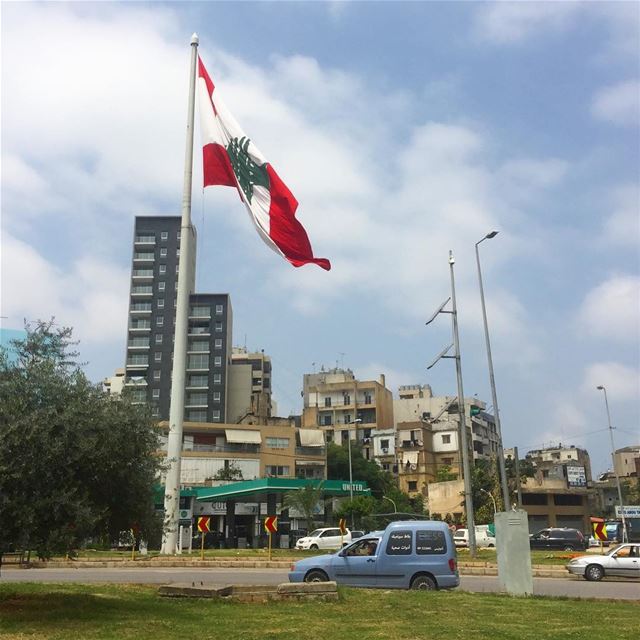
283,481,324,533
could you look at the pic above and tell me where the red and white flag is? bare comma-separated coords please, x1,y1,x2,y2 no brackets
197,57,331,271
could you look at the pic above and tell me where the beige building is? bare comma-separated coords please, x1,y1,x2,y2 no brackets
103,368,125,395
520,445,595,533
302,368,394,461
614,445,640,478
158,417,326,485
227,348,273,423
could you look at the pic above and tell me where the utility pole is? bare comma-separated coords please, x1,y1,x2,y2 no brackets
448,251,477,557
597,386,627,542
425,252,477,557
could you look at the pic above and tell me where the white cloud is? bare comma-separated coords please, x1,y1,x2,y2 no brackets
603,185,640,247
591,80,640,127
356,363,417,396
474,3,581,44
473,2,639,60
582,362,640,401
1,233,129,346
577,275,640,342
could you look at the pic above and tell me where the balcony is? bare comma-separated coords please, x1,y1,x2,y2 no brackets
190,443,260,454
295,446,326,457
132,269,154,279
134,236,156,245
133,253,155,262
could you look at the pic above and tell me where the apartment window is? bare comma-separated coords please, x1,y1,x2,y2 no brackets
175,282,178,291
214,339,223,349
442,457,453,466
128,337,149,347
158,281,165,291
132,268,153,277
157,299,164,309
154,352,162,362
177,231,181,240
187,354,208,369
175,265,179,274
130,302,152,311
212,391,221,402
265,465,290,477
381,439,390,449
152,389,160,399
344,415,352,424
214,356,222,367
176,248,180,257
188,392,207,405
131,285,153,294
155,334,163,344
189,341,209,353
160,248,167,257
442,434,451,444
156,316,164,326
364,393,372,404
129,319,151,330
266,437,289,449
408,481,418,492
189,375,208,387
127,354,149,366
323,415,331,426
135,234,155,243
215,304,223,315
343,394,350,405
213,373,222,384
161,231,168,241
212,409,221,421
159,265,166,274
188,410,207,422
190,306,211,318
153,370,161,381
152,407,160,417
324,397,331,407
215,321,223,332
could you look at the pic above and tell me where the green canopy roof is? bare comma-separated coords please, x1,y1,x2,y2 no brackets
192,478,371,502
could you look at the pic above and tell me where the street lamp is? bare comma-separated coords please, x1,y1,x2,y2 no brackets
597,385,627,542
348,418,362,529
480,488,497,516
475,231,511,511
382,495,397,513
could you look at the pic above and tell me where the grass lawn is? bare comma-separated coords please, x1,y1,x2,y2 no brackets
0,583,638,640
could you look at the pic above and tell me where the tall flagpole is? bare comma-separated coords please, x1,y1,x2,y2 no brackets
161,33,199,555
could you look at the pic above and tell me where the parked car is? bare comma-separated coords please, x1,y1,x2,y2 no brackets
453,525,495,548
566,543,640,581
529,528,588,551
295,527,352,550
289,520,459,590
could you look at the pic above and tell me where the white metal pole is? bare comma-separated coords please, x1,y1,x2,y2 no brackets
160,33,199,555
475,235,511,510
449,250,477,557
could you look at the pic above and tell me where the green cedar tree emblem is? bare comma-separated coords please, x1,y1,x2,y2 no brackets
226,136,270,203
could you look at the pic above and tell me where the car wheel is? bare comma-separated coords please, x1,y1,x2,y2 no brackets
304,570,329,583
563,545,575,551
410,575,437,590
309,544,319,550
585,564,604,582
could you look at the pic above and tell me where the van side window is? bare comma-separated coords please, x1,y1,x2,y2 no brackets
416,530,447,555
386,530,412,555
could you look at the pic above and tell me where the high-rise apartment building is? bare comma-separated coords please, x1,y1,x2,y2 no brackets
124,216,232,422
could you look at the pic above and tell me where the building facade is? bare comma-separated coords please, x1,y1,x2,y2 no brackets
124,216,232,422
302,368,394,460
614,446,640,478
227,347,273,423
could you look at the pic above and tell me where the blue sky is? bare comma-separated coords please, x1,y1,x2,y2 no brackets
2,1,638,476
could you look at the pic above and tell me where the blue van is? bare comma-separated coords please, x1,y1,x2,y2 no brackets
288,520,459,590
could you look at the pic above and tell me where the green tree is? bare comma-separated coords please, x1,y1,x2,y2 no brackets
212,462,243,481
0,321,162,558
435,465,458,482
282,481,324,532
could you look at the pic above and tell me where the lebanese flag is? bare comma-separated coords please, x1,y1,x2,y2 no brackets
197,57,331,271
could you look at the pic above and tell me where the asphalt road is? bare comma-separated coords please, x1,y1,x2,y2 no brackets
1,567,638,600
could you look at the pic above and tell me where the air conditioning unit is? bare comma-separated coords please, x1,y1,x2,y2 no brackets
381,447,389,454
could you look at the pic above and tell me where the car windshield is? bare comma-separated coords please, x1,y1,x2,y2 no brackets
308,529,323,537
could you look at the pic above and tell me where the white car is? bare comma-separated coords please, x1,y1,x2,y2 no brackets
453,526,495,548
566,543,640,581
295,527,352,550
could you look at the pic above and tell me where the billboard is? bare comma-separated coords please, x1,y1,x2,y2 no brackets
566,465,587,487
